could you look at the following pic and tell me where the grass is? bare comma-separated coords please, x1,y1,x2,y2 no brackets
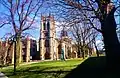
0,58,86,78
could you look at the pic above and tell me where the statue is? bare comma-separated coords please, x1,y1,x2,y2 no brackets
61,48,65,61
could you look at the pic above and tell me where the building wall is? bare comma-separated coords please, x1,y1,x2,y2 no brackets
0,40,15,64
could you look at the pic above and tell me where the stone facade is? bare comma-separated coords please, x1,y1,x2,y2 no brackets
40,15,56,60
39,15,73,60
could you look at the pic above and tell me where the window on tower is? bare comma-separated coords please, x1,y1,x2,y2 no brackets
47,21,50,31
43,22,46,30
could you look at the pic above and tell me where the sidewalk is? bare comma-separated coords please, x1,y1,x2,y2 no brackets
0,72,8,78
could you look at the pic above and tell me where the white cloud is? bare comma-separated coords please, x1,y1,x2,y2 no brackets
29,36,36,40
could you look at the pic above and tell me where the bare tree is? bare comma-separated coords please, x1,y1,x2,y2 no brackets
92,31,100,57
54,0,120,69
0,0,45,74
52,2,99,59
0,0,44,64
71,22,99,58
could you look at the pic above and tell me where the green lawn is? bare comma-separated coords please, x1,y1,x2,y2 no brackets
0,58,86,78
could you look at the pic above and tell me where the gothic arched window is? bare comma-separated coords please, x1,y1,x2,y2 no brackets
43,22,46,30
47,21,50,31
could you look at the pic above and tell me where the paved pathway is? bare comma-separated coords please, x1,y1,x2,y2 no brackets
0,72,8,78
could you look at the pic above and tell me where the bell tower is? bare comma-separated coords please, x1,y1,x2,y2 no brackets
40,15,56,60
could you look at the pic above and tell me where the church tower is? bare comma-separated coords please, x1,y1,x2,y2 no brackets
40,15,56,60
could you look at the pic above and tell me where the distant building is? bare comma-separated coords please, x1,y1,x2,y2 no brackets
22,37,39,62
0,15,95,64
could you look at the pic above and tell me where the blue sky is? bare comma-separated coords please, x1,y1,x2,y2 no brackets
0,0,119,49
0,1,48,40
0,0,67,40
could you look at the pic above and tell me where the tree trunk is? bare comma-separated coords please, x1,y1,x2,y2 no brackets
14,41,16,75
101,8,120,70
16,36,22,65
77,45,81,58
82,52,85,59
81,47,85,59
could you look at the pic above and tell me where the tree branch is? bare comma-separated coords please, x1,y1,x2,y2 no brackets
0,22,10,28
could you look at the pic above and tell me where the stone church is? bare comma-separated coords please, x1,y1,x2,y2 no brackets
0,15,78,65
39,15,75,60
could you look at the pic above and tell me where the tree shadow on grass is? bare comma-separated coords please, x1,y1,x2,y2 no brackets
64,56,120,78
4,56,120,78
6,70,69,78
4,65,72,78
